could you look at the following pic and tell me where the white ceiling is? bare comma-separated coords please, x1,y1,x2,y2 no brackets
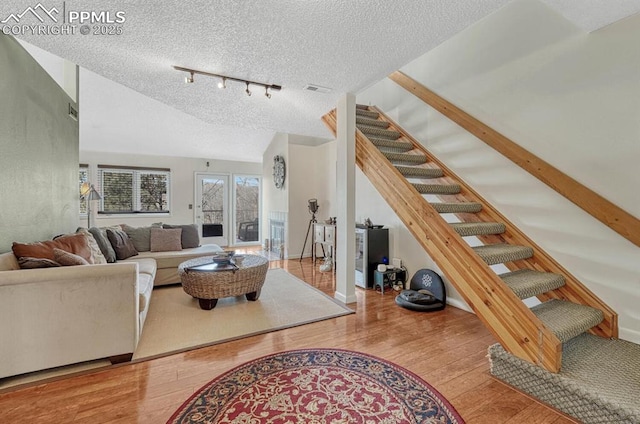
4,0,640,163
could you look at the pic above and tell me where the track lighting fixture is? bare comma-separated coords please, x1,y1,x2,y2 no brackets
173,65,281,99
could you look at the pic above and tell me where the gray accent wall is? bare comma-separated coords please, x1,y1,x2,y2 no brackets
0,35,79,253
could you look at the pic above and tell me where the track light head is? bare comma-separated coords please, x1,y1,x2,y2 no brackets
185,71,194,84
265,87,271,99
245,82,252,96
217,77,226,89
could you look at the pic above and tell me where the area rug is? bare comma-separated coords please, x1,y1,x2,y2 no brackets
133,269,353,360
167,348,465,423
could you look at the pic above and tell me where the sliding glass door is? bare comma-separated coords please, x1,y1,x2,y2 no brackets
233,175,261,245
195,173,262,247
195,173,228,246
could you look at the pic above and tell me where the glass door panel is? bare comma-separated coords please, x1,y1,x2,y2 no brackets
233,176,261,245
195,173,228,246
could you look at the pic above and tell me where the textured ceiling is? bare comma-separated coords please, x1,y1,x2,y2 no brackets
3,0,640,162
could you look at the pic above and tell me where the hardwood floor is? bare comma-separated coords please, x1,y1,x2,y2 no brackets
0,257,577,423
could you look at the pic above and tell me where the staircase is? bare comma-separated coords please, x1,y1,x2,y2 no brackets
322,105,617,374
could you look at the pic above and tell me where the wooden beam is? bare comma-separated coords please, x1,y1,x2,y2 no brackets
322,110,564,373
389,70,640,249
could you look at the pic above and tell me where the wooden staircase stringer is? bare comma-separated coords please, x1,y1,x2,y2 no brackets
370,106,618,340
322,110,564,373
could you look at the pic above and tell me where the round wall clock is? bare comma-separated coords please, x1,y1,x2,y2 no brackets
272,155,286,189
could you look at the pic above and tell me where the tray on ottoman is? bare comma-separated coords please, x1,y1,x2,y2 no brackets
178,255,269,310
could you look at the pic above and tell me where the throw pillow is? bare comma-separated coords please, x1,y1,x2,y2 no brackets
53,248,90,266
106,228,139,260
18,257,61,269
89,226,121,263
150,228,183,252
76,228,106,264
163,224,200,248
121,224,153,252
12,233,92,263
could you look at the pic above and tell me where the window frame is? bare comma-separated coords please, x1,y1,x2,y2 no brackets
97,165,171,216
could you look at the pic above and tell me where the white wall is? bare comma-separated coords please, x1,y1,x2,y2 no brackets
357,0,640,342
80,151,261,234
262,133,334,259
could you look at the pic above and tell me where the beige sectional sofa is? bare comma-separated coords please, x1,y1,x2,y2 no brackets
0,241,223,379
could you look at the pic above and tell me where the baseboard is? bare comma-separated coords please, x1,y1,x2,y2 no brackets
619,327,640,345
446,297,472,313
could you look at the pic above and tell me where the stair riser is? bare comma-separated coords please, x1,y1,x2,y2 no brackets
358,126,401,140
356,109,380,119
356,117,389,128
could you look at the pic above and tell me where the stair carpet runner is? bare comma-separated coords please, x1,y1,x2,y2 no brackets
355,105,604,348
356,105,640,424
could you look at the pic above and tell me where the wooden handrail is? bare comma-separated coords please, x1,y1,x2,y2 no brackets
389,70,640,248
322,109,564,373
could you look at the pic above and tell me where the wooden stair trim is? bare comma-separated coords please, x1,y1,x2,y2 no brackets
389,70,640,249
322,110,564,373
371,106,617,340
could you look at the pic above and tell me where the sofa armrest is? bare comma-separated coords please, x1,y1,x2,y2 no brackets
0,262,139,378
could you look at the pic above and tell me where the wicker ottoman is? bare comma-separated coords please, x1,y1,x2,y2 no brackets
178,255,269,310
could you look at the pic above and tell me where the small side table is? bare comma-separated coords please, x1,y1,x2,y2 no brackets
373,268,407,294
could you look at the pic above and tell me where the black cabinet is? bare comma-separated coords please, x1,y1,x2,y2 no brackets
355,227,389,288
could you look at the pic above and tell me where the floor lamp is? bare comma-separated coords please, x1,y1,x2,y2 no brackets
300,199,319,262
81,182,102,228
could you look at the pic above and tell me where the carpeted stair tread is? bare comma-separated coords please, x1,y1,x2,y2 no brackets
489,334,640,423
370,138,413,151
356,104,370,110
430,202,483,214
499,269,565,299
396,165,443,178
383,152,428,164
356,116,389,128
531,299,604,343
358,125,401,140
450,222,506,237
412,183,461,195
356,109,380,119
472,243,534,265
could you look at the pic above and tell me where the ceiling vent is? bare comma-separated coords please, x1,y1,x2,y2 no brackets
303,84,332,94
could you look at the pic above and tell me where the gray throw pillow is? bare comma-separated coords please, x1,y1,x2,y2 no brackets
163,224,200,249
121,224,152,252
18,256,61,269
89,227,117,263
106,228,138,260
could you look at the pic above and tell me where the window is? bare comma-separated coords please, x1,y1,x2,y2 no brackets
79,164,89,215
97,165,170,214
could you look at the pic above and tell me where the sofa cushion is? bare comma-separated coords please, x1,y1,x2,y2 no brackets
138,273,154,313
150,228,182,252
127,257,157,278
130,244,224,269
77,228,107,264
12,233,93,264
18,257,61,269
0,253,20,271
163,224,200,249
89,227,117,263
106,228,139,260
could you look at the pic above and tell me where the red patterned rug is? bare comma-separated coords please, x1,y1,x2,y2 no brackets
167,348,465,423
